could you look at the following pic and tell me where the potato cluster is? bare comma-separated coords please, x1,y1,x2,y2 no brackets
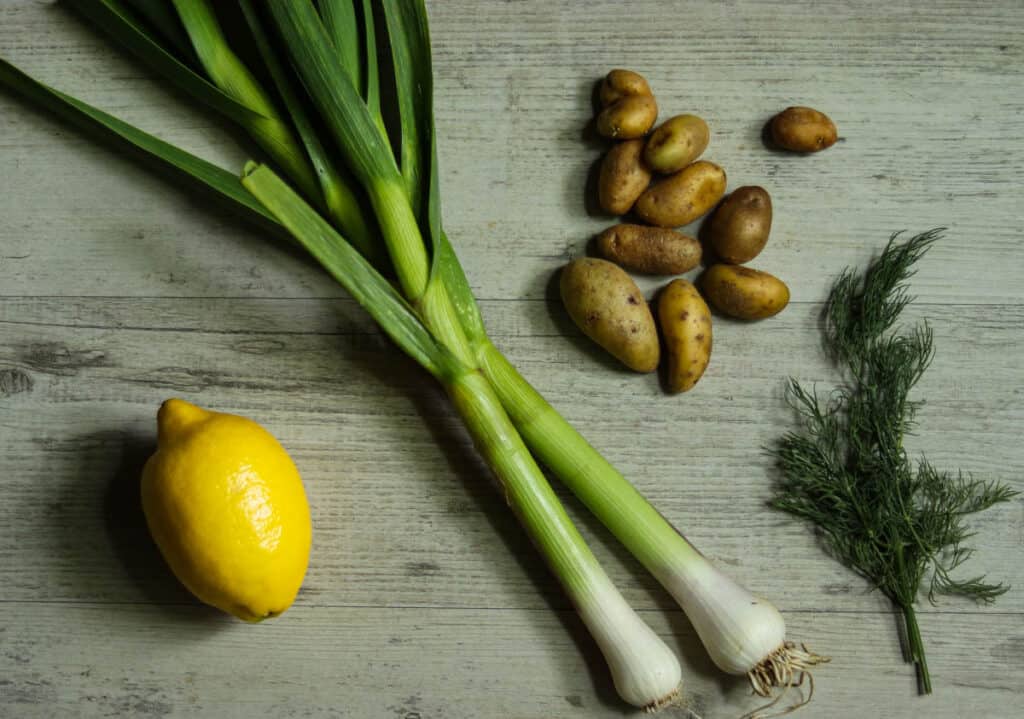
561,70,836,393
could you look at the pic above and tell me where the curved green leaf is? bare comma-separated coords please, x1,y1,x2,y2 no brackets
70,0,265,124
238,0,382,266
383,0,486,342
242,163,462,381
0,57,279,234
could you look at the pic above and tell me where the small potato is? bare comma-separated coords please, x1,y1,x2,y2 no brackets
596,224,701,275
769,106,837,152
599,69,652,107
658,279,712,393
596,94,658,140
598,140,652,215
634,160,726,228
560,258,659,372
643,114,710,174
706,186,772,264
700,264,790,320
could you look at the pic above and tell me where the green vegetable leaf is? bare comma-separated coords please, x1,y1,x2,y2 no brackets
319,0,361,91
170,0,320,201
382,0,487,342
264,0,400,189
435,231,487,343
120,0,196,60
381,0,428,218
70,0,265,124
0,56,279,234
241,163,462,381
238,0,382,265
264,0,430,301
361,0,382,125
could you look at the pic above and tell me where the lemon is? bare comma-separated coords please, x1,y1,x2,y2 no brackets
141,399,312,621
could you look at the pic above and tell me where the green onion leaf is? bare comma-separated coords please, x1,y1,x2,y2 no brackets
381,0,430,218
436,231,487,343
170,0,321,202
360,0,382,125
319,0,361,91
383,0,487,343
0,57,279,234
265,0,399,187
238,0,382,266
120,0,196,61
70,0,265,124
265,0,428,301
241,162,461,381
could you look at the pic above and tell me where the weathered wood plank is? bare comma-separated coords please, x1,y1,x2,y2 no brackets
1,603,1021,719
1,300,1020,613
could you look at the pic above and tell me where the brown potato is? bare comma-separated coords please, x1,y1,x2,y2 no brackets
596,224,701,275
599,69,652,107
658,279,712,393
634,160,726,228
598,140,652,215
706,186,772,264
643,114,710,174
769,106,837,152
700,264,790,320
596,94,658,140
560,258,659,372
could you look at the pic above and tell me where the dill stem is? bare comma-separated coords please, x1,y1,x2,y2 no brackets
901,603,932,694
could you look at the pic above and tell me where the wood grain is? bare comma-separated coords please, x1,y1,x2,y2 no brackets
1,1,1022,717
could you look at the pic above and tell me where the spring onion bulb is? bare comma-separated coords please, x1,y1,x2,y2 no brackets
444,371,683,712
479,344,828,710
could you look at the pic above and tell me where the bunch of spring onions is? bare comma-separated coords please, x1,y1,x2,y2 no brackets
0,1,826,713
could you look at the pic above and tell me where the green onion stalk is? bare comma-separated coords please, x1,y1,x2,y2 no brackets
0,0,826,713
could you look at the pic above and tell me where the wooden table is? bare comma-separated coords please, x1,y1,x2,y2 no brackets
2,2,1021,717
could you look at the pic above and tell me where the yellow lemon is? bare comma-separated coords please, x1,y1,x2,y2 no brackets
141,399,312,621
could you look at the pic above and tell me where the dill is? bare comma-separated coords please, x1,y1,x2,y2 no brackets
771,229,1018,694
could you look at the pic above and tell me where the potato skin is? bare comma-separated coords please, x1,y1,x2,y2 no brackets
700,264,790,320
596,94,658,140
634,160,727,228
707,186,772,264
599,69,652,107
643,114,710,174
598,140,652,215
770,106,837,152
560,258,659,372
596,224,701,275
658,279,712,393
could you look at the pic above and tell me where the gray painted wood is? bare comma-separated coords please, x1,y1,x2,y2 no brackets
1,1,1021,717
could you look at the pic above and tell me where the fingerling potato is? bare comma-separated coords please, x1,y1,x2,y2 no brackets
634,160,726,227
769,106,837,152
599,69,652,107
643,114,710,174
596,224,701,275
658,279,712,393
706,186,772,264
596,94,658,140
700,264,790,320
560,258,659,372
598,140,652,215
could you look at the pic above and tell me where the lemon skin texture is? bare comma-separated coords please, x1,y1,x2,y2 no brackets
141,399,312,621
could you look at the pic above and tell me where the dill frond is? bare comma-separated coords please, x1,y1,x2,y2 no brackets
771,229,1018,694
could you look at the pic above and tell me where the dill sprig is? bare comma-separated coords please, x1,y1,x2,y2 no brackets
771,229,1018,694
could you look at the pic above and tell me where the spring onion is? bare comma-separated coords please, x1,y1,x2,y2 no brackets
1,1,828,713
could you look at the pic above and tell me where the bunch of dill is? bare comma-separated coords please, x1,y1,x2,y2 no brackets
771,229,1017,694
